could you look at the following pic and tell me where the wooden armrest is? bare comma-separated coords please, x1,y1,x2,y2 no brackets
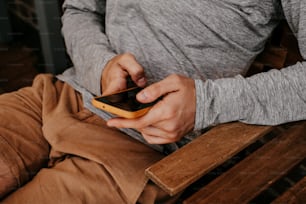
184,122,306,204
145,122,273,196
272,175,306,204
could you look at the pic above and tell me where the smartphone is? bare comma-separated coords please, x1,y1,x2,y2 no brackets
92,87,157,119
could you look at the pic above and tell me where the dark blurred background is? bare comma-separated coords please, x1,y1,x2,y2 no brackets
0,0,69,93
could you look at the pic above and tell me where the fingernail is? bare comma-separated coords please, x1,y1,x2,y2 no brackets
137,77,146,86
137,91,147,101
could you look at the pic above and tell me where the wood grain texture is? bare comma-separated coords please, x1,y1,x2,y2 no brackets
145,122,273,196
184,123,306,204
272,176,306,204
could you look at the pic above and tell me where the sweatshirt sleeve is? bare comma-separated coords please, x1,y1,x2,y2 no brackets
61,0,116,95
194,0,306,130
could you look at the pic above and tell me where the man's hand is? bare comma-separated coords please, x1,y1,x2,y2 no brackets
101,53,146,95
107,74,196,144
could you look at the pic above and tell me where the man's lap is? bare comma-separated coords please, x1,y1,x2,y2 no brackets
0,74,167,203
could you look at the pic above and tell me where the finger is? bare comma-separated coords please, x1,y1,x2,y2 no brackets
140,125,179,141
119,53,147,87
107,117,140,129
102,71,128,96
142,133,176,144
140,126,168,138
136,74,182,103
106,100,169,129
102,84,125,96
106,117,151,129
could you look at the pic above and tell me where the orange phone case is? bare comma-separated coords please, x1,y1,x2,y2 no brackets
92,88,152,119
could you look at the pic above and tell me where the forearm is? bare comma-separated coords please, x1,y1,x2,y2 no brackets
194,62,306,130
194,0,306,130
62,0,116,95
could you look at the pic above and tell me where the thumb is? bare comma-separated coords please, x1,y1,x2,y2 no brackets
136,74,180,103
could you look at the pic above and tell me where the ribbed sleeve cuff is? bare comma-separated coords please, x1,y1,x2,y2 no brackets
194,76,253,131
194,79,209,130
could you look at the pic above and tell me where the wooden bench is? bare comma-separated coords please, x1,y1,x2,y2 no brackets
145,21,306,203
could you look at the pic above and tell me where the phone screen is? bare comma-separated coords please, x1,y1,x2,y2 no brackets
95,87,156,111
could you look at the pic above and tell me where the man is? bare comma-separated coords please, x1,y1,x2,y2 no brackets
1,0,305,203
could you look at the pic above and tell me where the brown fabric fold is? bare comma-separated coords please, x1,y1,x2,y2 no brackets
0,74,173,204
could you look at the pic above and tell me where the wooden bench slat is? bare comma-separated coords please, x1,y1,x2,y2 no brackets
255,46,288,69
184,123,306,204
272,175,306,203
145,122,273,196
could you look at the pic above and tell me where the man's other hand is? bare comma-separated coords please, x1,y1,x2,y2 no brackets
101,53,147,96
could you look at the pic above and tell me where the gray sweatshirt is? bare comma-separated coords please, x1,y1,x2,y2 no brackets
59,0,306,153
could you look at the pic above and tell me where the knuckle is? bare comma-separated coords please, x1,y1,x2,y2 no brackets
133,67,144,76
166,123,179,133
153,84,163,96
121,52,135,61
169,73,182,83
165,121,180,134
167,132,180,141
146,84,162,99
164,108,176,119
